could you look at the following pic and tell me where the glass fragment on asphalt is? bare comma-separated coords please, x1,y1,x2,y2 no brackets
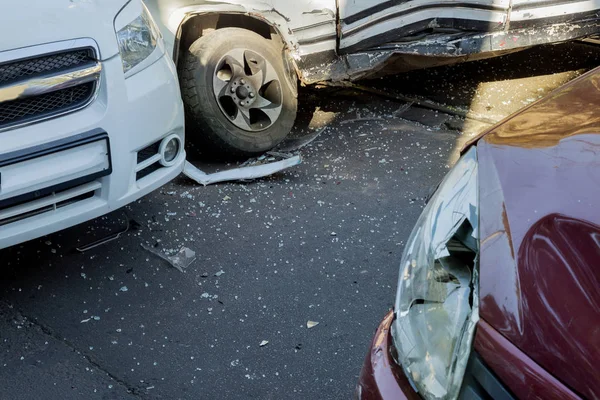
141,243,196,272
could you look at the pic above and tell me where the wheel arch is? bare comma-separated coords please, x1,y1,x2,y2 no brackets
173,10,300,72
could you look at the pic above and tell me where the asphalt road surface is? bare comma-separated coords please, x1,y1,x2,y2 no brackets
1,42,599,400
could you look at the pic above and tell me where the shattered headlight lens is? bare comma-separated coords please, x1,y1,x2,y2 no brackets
115,3,160,74
392,147,479,400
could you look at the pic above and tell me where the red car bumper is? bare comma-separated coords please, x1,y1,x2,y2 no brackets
355,310,420,400
358,312,582,400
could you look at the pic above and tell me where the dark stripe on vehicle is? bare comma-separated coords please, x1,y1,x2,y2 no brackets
342,17,600,55
294,49,337,69
340,17,498,54
342,3,505,39
297,34,338,45
293,20,334,33
0,128,108,168
343,2,505,26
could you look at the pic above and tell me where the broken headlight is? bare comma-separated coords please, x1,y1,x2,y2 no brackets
391,147,479,400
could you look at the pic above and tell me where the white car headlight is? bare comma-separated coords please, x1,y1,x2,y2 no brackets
114,1,161,76
391,147,479,400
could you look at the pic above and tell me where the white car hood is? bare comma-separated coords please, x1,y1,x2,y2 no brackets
0,0,129,59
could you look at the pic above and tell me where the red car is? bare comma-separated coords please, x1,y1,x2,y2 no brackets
356,67,600,400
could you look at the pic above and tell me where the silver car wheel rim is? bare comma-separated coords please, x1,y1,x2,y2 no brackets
212,48,283,132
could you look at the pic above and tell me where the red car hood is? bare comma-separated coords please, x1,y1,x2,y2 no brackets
476,68,600,399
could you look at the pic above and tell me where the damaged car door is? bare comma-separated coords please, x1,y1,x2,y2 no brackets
338,0,510,53
337,0,600,68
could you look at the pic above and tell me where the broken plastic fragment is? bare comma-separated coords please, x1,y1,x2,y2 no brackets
259,340,269,347
183,155,301,186
214,270,225,277
75,213,130,252
119,286,128,292
307,321,319,329
140,243,196,272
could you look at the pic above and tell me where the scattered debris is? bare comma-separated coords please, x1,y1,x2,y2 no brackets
119,286,128,292
259,340,269,347
141,243,196,273
275,127,327,152
214,270,225,277
75,214,130,253
307,321,319,329
321,81,498,125
339,117,384,125
183,154,302,186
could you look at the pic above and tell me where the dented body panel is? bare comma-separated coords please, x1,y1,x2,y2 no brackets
144,0,337,65
337,0,510,53
146,0,600,83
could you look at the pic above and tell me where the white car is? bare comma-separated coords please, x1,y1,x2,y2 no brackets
146,0,600,156
0,0,186,249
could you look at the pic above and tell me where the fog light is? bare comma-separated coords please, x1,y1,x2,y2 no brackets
164,140,179,162
159,135,181,167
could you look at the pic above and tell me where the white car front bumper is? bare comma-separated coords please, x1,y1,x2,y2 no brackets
0,50,185,249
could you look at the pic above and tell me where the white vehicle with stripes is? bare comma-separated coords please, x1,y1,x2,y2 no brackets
0,0,185,249
147,0,600,156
